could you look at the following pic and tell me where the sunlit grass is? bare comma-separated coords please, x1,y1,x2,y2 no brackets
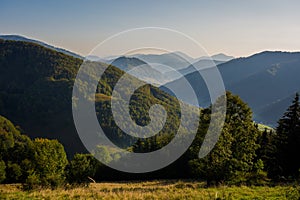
1,180,299,200
95,93,111,102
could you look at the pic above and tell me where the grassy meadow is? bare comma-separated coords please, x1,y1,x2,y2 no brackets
1,180,299,200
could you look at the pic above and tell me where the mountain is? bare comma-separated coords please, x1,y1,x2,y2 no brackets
163,59,225,81
111,51,231,85
177,59,224,75
91,52,233,81
132,52,194,71
163,51,300,127
133,52,234,70
196,53,234,62
0,35,82,59
211,53,234,62
109,56,148,71
108,56,176,85
0,39,193,156
85,55,107,63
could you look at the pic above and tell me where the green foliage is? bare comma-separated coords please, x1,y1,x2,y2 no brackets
276,93,300,178
0,160,5,183
93,146,113,164
0,116,17,157
67,154,98,185
246,159,269,185
0,39,84,156
26,138,68,189
256,129,277,178
189,92,261,185
92,65,189,150
24,173,41,190
6,162,22,182
0,115,35,183
0,39,189,156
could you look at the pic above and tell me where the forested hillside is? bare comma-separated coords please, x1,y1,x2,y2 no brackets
0,39,187,156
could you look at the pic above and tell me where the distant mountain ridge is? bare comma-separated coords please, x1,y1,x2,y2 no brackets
108,55,228,85
163,51,300,126
109,56,179,85
106,52,233,83
197,53,234,62
103,52,233,71
132,52,233,70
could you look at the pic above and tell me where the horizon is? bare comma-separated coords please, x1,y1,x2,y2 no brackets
1,0,300,57
1,33,300,60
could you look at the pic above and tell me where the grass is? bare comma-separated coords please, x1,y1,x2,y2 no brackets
95,93,111,102
0,180,299,200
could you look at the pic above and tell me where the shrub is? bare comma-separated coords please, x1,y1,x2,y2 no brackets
0,160,6,183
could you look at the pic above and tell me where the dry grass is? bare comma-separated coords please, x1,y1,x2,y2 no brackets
95,94,111,102
0,180,299,200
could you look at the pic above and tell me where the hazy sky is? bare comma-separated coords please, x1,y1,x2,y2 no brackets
1,0,300,58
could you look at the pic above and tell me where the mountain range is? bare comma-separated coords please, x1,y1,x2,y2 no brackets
1,35,298,128
163,51,300,126
107,54,230,85
88,51,233,73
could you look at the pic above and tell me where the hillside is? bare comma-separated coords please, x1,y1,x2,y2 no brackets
0,39,190,156
163,51,300,126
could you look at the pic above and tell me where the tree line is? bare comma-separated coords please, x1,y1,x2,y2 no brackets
1,92,300,189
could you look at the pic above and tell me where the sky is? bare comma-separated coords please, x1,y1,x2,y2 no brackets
1,0,300,58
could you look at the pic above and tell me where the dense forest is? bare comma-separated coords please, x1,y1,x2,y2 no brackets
1,92,300,189
1,39,300,189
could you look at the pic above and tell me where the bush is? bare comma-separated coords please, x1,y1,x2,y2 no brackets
23,173,41,190
6,162,22,183
67,154,98,185
24,138,68,189
0,160,6,183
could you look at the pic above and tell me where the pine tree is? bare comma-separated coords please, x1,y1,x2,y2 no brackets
256,129,276,178
67,154,98,185
276,93,300,178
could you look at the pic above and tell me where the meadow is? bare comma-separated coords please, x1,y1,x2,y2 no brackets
1,180,300,200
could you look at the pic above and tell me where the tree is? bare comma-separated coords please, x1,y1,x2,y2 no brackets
0,116,72,187
188,92,261,185
67,154,98,185
0,116,17,158
25,138,68,189
0,115,35,183
276,93,300,178
93,145,113,164
5,162,22,183
256,129,276,178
